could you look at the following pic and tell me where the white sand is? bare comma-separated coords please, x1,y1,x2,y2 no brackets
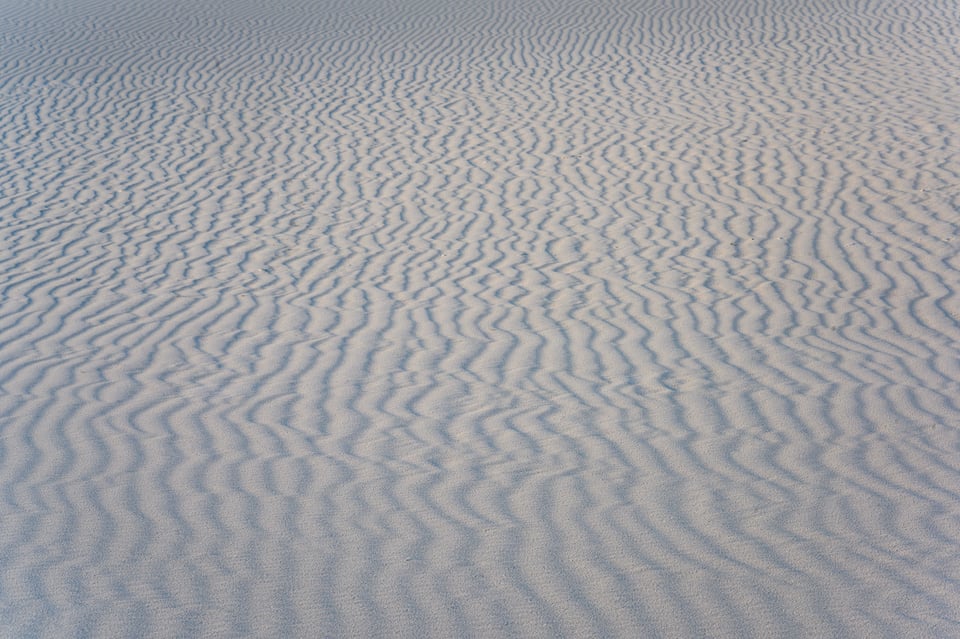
1,0,959,636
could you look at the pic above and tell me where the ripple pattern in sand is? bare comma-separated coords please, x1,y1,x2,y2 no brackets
1,0,960,636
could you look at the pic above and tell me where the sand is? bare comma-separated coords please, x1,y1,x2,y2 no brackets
1,0,959,636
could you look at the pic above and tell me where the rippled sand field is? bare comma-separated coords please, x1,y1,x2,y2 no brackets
2,0,959,636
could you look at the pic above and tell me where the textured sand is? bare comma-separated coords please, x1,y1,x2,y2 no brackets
1,0,960,636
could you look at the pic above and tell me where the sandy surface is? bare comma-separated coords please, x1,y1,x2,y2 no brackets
1,0,959,636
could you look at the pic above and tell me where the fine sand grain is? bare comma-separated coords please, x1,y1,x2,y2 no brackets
1,0,959,636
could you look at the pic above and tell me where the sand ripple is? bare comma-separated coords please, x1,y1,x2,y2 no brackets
1,0,959,636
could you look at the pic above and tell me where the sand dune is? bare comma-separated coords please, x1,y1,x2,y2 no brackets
2,0,959,636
